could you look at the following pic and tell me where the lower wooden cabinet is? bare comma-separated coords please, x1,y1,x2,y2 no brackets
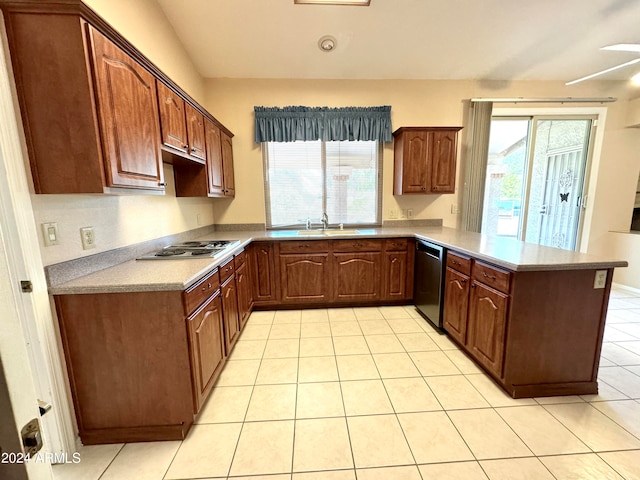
466,280,508,378
443,267,470,345
235,261,252,328
249,242,280,305
383,238,414,300
332,251,382,302
221,274,240,355
187,291,225,412
280,253,331,303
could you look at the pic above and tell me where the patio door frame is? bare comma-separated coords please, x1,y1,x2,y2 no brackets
491,107,607,253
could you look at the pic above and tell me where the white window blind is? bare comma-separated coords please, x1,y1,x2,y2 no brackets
264,140,382,228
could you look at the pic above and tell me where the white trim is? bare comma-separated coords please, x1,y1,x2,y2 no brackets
0,15,76,455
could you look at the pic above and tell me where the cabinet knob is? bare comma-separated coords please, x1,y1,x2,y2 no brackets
190,147,196,153
182,144,188,149
421,186,426,191
460,279,467,284
158,182,167,187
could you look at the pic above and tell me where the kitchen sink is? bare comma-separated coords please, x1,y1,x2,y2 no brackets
296,229,360,236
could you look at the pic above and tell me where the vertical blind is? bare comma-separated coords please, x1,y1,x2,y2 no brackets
264,140,381,228
462,101,493,232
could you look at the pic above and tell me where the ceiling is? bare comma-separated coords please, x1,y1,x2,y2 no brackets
156,0,640,83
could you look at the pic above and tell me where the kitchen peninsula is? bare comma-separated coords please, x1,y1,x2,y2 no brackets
50,226,626,444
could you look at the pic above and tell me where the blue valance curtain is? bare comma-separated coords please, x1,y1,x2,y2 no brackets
254,106,392,143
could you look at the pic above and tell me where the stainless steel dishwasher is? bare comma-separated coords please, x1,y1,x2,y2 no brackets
414,239,445,330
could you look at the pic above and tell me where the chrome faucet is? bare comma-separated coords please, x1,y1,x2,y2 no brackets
321,212,329,230
305,217,312,230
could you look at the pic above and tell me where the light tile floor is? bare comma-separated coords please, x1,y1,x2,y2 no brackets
53,286,640,480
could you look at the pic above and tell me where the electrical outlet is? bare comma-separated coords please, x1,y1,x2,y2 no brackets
389,209,397,219
593,270,607,289
80,227,95,250
400,209,406,219
451,204,461,214
407,208,413,218
197,214,202,226
41,222,59,246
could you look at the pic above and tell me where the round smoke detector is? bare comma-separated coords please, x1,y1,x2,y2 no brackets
318,35,337,52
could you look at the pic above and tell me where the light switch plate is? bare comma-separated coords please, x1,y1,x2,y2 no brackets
594,270,607,289
41,222,59,246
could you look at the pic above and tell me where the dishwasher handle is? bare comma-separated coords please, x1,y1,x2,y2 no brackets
416,240,443,260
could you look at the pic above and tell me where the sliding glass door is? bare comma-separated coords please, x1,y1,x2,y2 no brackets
482,116,595,251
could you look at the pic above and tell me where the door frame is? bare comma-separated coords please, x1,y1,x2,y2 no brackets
492,107,607,253
0,16,76,456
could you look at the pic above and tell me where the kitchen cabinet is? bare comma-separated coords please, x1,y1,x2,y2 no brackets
157,81,206,163
278,241,331,304
53,265,231,444
382,238,415,300
185,103,206,161
1,10,165,193
187,287,225,412
443,253,510,378
220,258,240,354
443,252,472,344
221,131,236,197
235,250,252,328
331,239,383,302
393,127,462,195
0,0,234,195
173,118,236,198
442,249,614,398
467,280,508,378
249,242,281,305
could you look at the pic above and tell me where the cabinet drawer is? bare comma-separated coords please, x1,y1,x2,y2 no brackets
384,238,409,251
234,249,246,268
219,257,235,282
184,268,220,314
279,240,330,254
332,239,382,252
447,251,471,275
472,261,511,294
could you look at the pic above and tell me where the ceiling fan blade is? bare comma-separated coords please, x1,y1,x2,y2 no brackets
565,58,640,85
601,44,640,53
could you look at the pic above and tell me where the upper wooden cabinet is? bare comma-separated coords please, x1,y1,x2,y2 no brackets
89,28,165,191
1,8,165,193
393,127,462,195
174,119,236,198
0,0,233,195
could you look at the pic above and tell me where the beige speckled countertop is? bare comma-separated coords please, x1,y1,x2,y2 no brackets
48,226,628,295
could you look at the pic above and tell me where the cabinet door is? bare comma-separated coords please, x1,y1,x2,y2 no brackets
188,291,225,412
88,27,164,190
401,130,430,193
467,281,508,378
250,243,280,304
332,252,382,301
185,103,206,161
157,81,188,153
235,262,252,328
443,267,470,344
205,119,225,196
221,275,240,355
430,130,457,193
221,132,235,197
384,251,409,300
280,254,331,303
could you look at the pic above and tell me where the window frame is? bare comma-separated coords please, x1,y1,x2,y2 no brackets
262,140,384,230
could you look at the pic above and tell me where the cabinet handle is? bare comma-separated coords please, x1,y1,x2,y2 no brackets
452,260,460,265
158,182,167,187
353,243,363,247
207,283,212,289
482,272,497,280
